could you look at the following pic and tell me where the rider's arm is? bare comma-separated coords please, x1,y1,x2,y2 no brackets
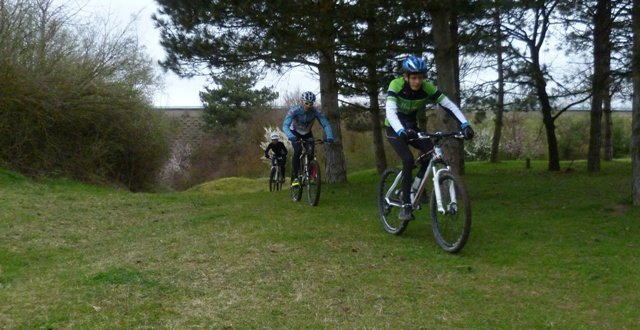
385,97,404,135
282,109,296,140
280,142,288,156
315,110,334,140
423,81,469,128
264,144,272,158
437,96,470,128
385,78,406,135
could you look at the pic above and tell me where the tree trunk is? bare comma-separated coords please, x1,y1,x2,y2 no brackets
318,49,347,183
602,95,613,161
513,2,560,171
588,0,611,172
541,109,560,171
490,8,505,163
632,0,640,205
431,7,464,174
368,90,387,174
363,13,387,174
531,51,560,171
602,52,613,161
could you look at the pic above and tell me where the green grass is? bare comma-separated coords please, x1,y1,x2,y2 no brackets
1,161,639,328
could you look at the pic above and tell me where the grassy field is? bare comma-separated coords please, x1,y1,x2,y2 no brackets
1,160,639,329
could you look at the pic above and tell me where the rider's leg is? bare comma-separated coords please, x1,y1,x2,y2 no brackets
410,138,433,204
410,138,434,180
306,139,315,163
386,127,414,205
290,141,302,181
279,158,286,182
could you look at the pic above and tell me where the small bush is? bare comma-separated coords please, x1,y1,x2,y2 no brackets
465,128,492,161
556,113,590,160
612,115,632,158
500,111,546,160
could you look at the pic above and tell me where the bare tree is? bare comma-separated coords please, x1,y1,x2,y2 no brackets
502,1,565,171
0,0,169,190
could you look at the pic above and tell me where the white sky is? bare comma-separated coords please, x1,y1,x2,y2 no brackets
77,0,318,107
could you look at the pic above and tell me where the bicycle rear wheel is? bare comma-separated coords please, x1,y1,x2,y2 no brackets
430,171,471,253
269,167,278,192
377,167,408,235
306,160,321,206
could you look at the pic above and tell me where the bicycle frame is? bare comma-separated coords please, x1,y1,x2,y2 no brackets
296,139,320,182
268,155,285,191
384,132,462,213
271,155,285,169
290,138,324,205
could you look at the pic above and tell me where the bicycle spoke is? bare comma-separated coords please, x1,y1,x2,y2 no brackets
377,168,409,235
306,160,321,206
269,167,277,192
430,171,471,253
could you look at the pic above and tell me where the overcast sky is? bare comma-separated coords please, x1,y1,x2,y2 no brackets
78,0,318,107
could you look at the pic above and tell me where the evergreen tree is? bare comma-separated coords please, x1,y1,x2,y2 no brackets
335,1,429,174
200,68,278,131
153,0,350,182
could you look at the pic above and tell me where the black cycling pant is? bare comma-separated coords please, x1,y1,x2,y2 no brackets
385,126,433,204
291,132,314,180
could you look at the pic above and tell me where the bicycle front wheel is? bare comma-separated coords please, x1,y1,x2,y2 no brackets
430,171,471,253
377,167,408,235
306,160,321,206
269,167,278,192
291,176,303,202
275,167,282,191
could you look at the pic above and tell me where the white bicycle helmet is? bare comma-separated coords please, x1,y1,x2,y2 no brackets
270,133,280,140
301,91,316,104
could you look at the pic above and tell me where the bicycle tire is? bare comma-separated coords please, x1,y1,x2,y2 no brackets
269,167,277,192
306,160,321,206
377,167,409,235
275,167,282,191
290,176,303,202
430,170,471,253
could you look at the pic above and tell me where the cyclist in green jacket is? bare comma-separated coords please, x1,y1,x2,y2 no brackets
385,55,474,221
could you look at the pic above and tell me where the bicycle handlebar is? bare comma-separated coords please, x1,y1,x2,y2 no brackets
413,131,464,141
293,138,334,145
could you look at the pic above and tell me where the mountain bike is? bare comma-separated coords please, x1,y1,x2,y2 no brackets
377,131,472,253
290,139,325,206
268,156,285,192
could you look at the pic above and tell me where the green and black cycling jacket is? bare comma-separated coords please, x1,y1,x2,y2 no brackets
384,76,468,134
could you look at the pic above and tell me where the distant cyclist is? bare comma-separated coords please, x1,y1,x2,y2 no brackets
264,133,288,183
385,55,474,221
282,91,334,187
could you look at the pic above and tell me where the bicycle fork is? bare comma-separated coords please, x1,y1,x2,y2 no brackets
431,165,457,214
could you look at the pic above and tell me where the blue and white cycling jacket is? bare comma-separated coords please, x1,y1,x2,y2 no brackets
282,105,334,140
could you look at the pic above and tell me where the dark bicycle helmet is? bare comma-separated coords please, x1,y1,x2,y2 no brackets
301,91,316,104
402,55,427,74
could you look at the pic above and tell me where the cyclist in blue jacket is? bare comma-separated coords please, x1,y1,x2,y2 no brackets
282,91,334,187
